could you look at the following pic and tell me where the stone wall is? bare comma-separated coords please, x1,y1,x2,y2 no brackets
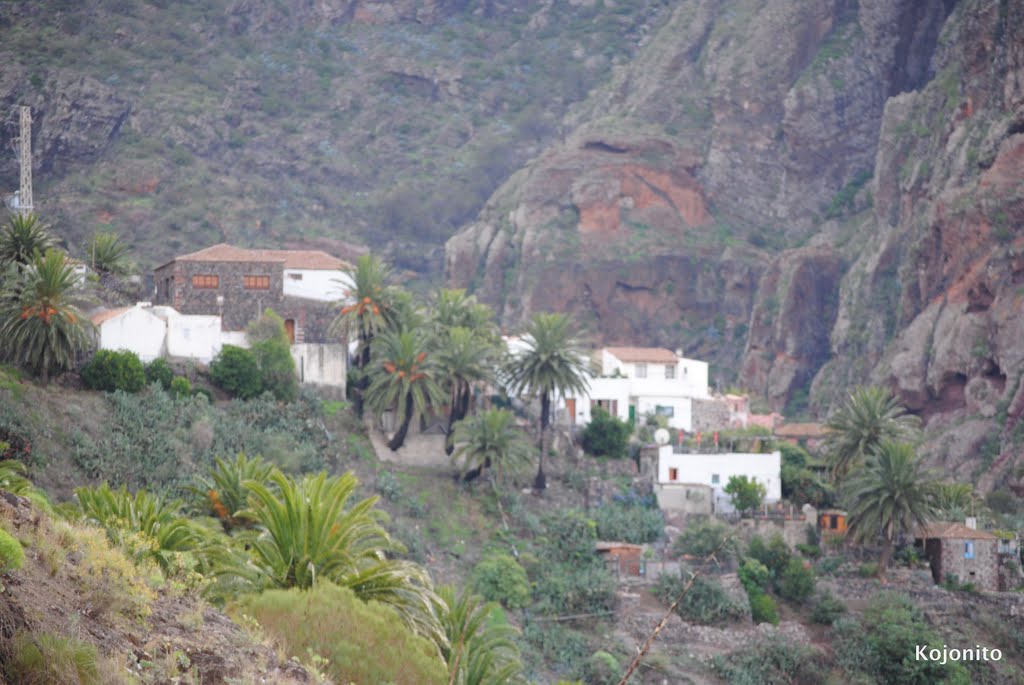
691,398,731,432
654,483,713,515
938,538,1000,592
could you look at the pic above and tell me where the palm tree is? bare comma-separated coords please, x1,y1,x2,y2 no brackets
365,329,446,451
437,327,496,454
189,453,277,531
845,441,939,576
330,253,397,416
0,213,55,269
451,409,532,484
503,312,589,490
435,586,525,685
0,249,92,385
825,386,920,484
431,289,500,344
85,231,132,276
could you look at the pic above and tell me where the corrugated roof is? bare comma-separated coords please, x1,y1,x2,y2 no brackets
89,307,133,326
916,522,997,540
604,346,678,364
172,243,346,270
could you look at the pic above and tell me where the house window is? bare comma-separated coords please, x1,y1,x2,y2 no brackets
635,362,647,378
829,515,839,530
668,467,679,482
655,405,675,418
665,364,676,379
964,541,975,559
192,274,219,289
244,275,270,290
711,474,720,485
288,273,303,280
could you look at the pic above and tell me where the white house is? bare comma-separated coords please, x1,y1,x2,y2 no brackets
91,305,166,362
655,444,781,514
562,347,710,431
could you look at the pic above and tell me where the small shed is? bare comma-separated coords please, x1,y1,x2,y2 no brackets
915,522,999,591
818,509,848,536
596,541,645,577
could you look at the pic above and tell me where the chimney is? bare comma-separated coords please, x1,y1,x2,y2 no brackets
965,516,977,530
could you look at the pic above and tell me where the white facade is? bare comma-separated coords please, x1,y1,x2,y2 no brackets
292,343,346,388
656,445,781,514
162,311,224,362
94,306,166,362
282,269,353,302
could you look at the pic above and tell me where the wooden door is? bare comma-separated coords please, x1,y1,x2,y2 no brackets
566,398,576,425
284,319,296,344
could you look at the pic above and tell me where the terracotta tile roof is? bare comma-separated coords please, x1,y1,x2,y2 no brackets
604,346,678,364
89,307,133,326
773,422,828,439
916,522,997,540
595,541,645,551
173,243,346,270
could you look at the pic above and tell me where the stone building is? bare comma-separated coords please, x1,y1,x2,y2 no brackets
153,244,351,343
915,521,1000,592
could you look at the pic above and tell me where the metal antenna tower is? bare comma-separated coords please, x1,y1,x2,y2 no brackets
17,106,33,216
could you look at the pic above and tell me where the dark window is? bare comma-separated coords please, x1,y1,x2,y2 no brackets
192,274,219,289
288,273,303,280
830,515,839,529
668,467,679,482
244,275,270,290
655,405,675,418
665,364,676,379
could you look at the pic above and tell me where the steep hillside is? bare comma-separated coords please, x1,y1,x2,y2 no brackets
445,0,1024,485
0,0,669,272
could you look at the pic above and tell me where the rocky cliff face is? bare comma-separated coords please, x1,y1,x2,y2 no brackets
446,0,1024,487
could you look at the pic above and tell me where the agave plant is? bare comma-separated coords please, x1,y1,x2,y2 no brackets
190,453,277,531
75,483,200,570
435,586,525,685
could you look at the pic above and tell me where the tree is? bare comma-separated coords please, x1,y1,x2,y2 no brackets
247,308,298,402
0,213,55,269
330,254,397,417
0,249,91,385
724,475,766,516
365,329,445,451
435,585,525,685
209,345,263,399
844,441,939,576
581,407,631,458
451,408,532,484
825,386,920,484
85,231,132,276
503,312,590,490
431,288,500,346
437,327,496,454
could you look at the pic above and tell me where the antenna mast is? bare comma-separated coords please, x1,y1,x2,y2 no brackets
17,106,33,216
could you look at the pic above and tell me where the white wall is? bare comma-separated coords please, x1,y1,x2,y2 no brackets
656,445,781,514
165,313,224,363
283,269,352,302
635,395,694,431
98,308,166,361
291,343,346,387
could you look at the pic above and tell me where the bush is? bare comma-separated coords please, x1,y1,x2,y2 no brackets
778,558,815,604
582,650,620,685
209,346,263,399
746,534,791,579
81,349,146,393
712,635,828,685
169,376,192,398
748,590,779,625
724,475,766,515
593,499,663,544
533,560,618,615
810,592,846,625
243,582,447,685
737,558,771,594
0,528,25,572
795,543,821,558
472,552,531,609
144,358,174,389
672,518,739,564
541,510,598,564
247,309,298,402
522,622,590,679
858,562,879,578
581,407,631,458
7,633,105,685
654,570,746,625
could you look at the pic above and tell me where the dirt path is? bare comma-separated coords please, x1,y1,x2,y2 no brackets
368,421,451,468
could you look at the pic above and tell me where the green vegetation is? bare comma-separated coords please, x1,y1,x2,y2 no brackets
471,552,531,609
653,570,746,625
825,386,921,483
84,231,132,276
209,345,263,399
81,349,146,393
247,309,298,402
0,213,55,269
724,475,766,515
452,408,532,484
581,407,631,458
712,635,827,685
6,632,106,685
672,518,739,564
0,528,25,573
144,357,174,389
592,495,664,544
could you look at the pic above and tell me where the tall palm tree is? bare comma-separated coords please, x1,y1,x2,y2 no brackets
845,440,939,576
503,312,589,490
435,586,525,685
85,231,132,276
0,213,55,269
0,249,92,385
825,386,920,484
431,289,500,345
365,329,446,450
437,327,496,454
330,253,397,416
451,408,532,484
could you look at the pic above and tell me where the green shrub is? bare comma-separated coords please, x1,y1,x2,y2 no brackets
778,558,815,604
581,407,631,458
209,346,263,399
810,592,846,625
472,552,531,609
7,632,104,685
541,510,598,564
815,555,844,575
795,543,821,558
672,518,739,564
593,497,663,544
247,309,298,402
737,558,771,594
712,634,828,685
81,349,146,393
144,358,174,389
0,528,25,572
192,386,214,402
533,559,618,615
522,622,590,679
654,570,745,625
724,475,766,515
748,590,779,625
746,534,791,579
582,650,621,685
858,562,879,578
169,376,192,398
243,582,447,685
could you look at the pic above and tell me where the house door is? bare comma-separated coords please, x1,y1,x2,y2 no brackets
628,405,636,425
566,398,576,425
284,319,296,344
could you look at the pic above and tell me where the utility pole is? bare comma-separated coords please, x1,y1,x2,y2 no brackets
17,105,33,216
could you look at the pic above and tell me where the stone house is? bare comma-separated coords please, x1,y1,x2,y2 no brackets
152,244,352,344
915,521,999,592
